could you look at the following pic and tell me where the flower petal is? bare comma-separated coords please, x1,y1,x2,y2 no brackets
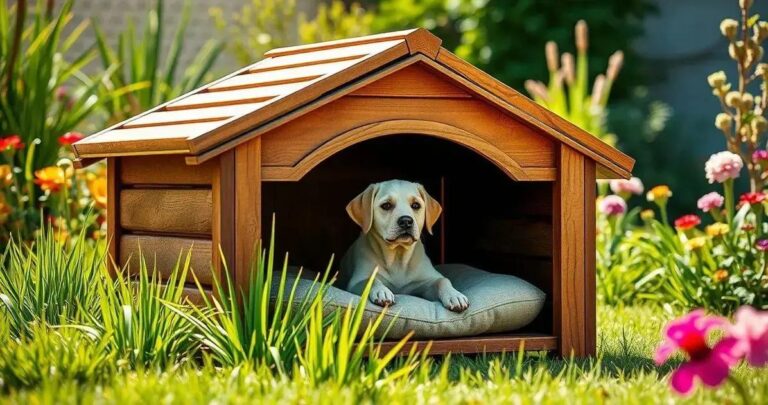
655,341,677,365
670,363,696,395
695,356,730,388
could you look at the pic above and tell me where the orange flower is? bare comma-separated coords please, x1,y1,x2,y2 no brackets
0,164,12,186
34,166,69,192
713,269,729,283
87,174,107,208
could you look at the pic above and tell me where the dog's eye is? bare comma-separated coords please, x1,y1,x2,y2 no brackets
380,202,393,211
411,202,421,210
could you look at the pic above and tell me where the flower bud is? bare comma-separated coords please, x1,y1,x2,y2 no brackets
716,113,733,132
640,209,655,222
742,93,755,110
524,80,549,102
758,63,768,78
561,52,574,85
721,18,739,40
730,41,745,60
754,21,768,43
591,74,606,108
752,115,768,133
725,91,742,107
606,51,624,82
545,41,559,73
707,71,727,88
741,0,753,10
575,20,588,53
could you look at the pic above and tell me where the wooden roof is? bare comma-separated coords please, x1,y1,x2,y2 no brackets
73,28,634,178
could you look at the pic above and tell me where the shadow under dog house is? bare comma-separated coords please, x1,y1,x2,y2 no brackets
73,29,635,357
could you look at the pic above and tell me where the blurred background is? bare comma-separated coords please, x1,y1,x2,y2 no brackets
46,0,768,215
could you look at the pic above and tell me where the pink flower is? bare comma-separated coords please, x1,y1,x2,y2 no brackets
599,195,627,216
655,310,738,395
756,239,768,251
753,149,768,162
728,306,768,367
610,177,644,196
705,151,743,183
697,192,724,212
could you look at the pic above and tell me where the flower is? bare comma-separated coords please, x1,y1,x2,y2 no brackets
674,214,701,231
720,19,739,40
87,174,107,209
697,192,724,212
705,151,743,183
728,306,768,367
743,223,756,232
641,209,655,221
708,71,728,88
715,113,732,131
0,194,10,225
655,310,738,395
0,135,24,151
599,195,627,216
739,191,766,207
610,177,644,197
34,166,69,192
706,223,730,237
58,131,84,145
0,164,13,186
712,269,729,283
685,237,708,251
753,149,768,162
756,239,768,251
647,185,672,204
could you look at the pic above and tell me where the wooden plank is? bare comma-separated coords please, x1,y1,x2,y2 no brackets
248,53,367,74
376,334,557,355
350,63,470,98
552,145,588,357
120,189,212,235
265,29,416,57
123,103,269,129
106,158,121,276
234,140,262,291
166,85,302,111
121,155,215,185
584,159,597,357
212,151,236,289
434,49,634,178
259,96,555,169
120,234,214,285
75,122,223,157
210,59,360,92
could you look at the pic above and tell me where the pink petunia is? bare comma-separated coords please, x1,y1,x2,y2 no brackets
705,151,743,184
610,177,644,196
728,306,768,367
655,310,738,395
599,195,627,216
697,192,724,212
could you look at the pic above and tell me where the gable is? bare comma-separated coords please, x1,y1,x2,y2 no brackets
72,29,633,178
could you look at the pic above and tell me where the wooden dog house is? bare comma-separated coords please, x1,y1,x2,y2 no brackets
73,29,634,357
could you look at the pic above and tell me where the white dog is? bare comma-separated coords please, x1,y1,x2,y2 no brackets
340,180,469,312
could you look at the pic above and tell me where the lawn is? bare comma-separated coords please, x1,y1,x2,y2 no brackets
2,305,765,404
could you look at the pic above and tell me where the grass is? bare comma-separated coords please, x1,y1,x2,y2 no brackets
1,304,766,404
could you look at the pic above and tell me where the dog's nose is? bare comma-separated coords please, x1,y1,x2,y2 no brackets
397,216,414,229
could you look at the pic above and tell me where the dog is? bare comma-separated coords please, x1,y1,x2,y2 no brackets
339,180,469,312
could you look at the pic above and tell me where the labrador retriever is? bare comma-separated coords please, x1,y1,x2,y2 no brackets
339,180,469,312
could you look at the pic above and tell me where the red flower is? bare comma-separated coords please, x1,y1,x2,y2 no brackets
739,192,766,207
674,214,701,231
58,131,84,145
0,135,24,151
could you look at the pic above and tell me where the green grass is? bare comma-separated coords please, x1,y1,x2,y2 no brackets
2,304,766,404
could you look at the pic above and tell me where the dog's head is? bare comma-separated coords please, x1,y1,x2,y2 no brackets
346,180,442,246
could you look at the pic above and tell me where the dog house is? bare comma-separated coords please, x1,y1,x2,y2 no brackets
72,29,634,357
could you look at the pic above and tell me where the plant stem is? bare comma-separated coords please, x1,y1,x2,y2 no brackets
724,179,735,224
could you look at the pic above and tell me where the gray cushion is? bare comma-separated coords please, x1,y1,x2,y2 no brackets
275,264,545,339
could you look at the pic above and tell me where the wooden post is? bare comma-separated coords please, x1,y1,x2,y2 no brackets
552,145,597,357
106,157,121,277
234,139,262,291
213,150,236,287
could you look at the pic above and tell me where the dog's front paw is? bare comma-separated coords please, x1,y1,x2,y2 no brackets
441,290,469,312
369,285,395,307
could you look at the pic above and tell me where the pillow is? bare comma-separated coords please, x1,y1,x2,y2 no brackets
274,264,545,339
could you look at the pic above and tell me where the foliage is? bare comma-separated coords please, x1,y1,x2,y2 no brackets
210,0,374,66
93,0,223,125
372,0,656,94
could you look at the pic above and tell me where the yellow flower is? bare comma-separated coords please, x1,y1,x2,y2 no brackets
706,222,730,237
713,269,729,283
646,185,672,203
87,175,107,209
640,209,655,221
0,164,12,186
34,166,70,192
685,236,708,251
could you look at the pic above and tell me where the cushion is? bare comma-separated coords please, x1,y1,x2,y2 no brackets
274,264,545,339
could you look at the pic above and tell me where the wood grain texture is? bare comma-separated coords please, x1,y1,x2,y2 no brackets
120,234,214,285
212,151,236,289
210,59,360,92
376,334,557,355
106,158,120,276
120,189,212,235
120,155,214,185
264,29,416,57
259,96,555,171
552,145,589,357
350,63,470,98
123,103,269,129
234,139,262,291
404,28,442,58
584,159,597,357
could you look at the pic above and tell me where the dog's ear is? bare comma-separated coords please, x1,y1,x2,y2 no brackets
417,184,442,235
346,183,379,233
